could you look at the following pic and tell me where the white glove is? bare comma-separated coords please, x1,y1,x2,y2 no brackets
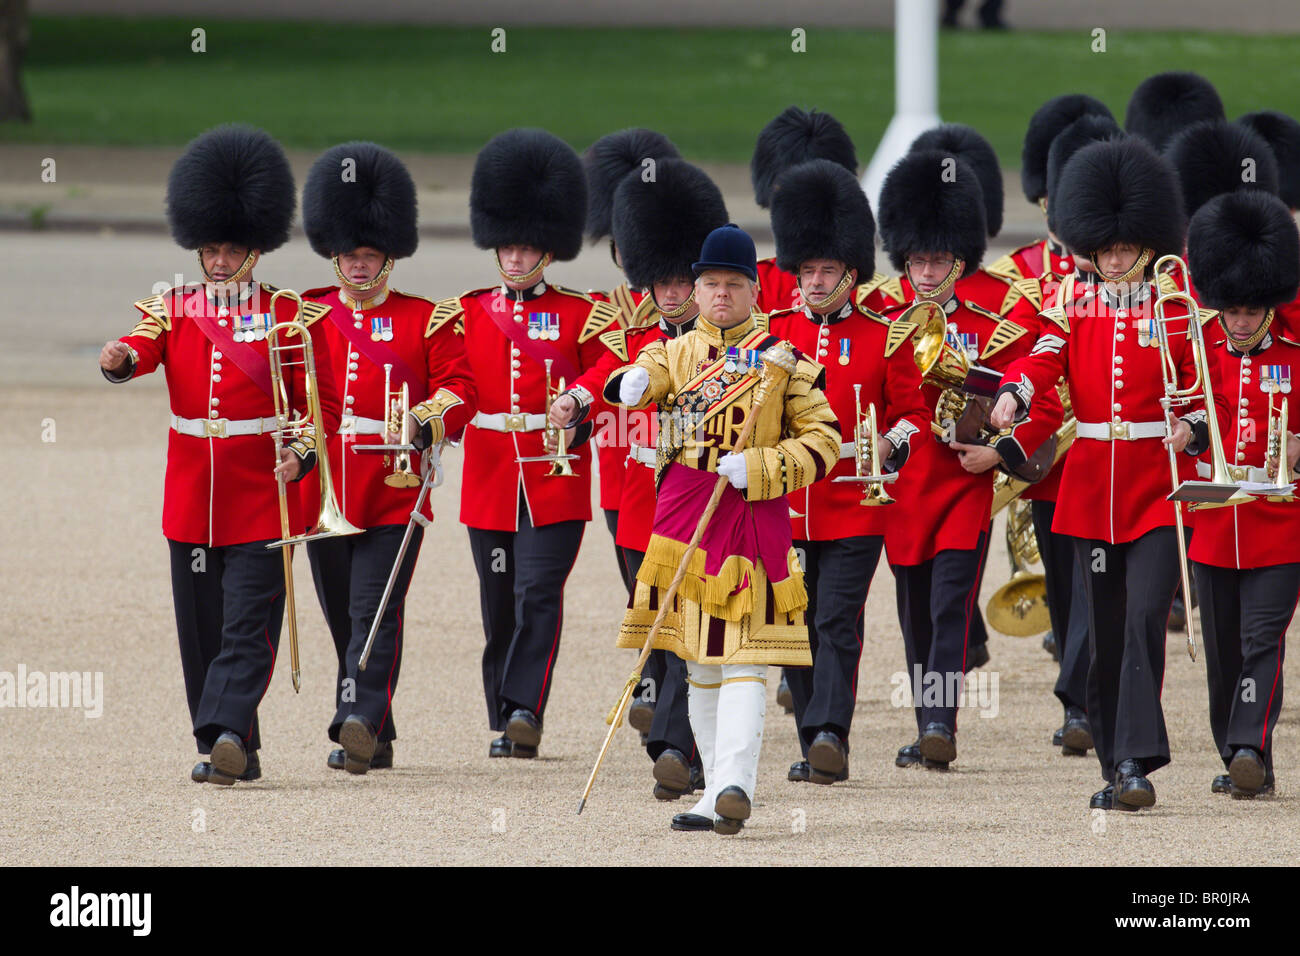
619,367,650,406
717,452,749,490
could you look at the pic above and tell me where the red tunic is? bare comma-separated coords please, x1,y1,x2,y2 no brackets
297,286,477,530
456,280,614,531
755,257,802,315
1188,329,1300,569
884,286,1061,565
114,282,341,547
769,302,930,540
1000,275,1232,544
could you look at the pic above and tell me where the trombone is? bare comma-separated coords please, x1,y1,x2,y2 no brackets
517,358,578,476
265,288,363,692
832,384,897,505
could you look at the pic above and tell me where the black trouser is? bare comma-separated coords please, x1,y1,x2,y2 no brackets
604,507,632,593
966,545,991,652
169,538,284,754
466,501,585,732
1072,528,1179,782
1193,561,1298,775
620,547,697,766
789,536,883,755
306,524,423,744
1032,500,1089,712
892,530,991,735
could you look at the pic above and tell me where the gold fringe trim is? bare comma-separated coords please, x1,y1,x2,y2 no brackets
636,534,808,620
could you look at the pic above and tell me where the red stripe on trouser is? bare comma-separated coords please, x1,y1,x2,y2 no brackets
536,552,580,712
378,606,402,735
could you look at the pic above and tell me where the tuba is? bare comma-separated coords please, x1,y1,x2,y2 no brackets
985,497,1050,637
832,384,896,505
265,289,363,692
517,358,579,476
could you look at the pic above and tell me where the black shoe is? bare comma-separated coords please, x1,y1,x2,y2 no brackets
339,714,378,775
1211,774,1232,795
921,757,950,772
505,708,542,749
652,748,693,800
671,813,713,832
1115,758,1156,809
713,786,751,835
808,730,848,785
1168,596,1186,632
1051,727,1064,747
788,760,810,782
1043,631,1059,662
1228,747,1266,793
776,674,794,714
209,731,246,786
240,751,261,782
1090,783,1139,812
966,644,990,671
919,722,956,764
1062,709,1093,753
510,743,538,759
895,740,922,768
192,761,211,783
489,735,513,758
1231,770,1275,800
370,741,393,769
628,699,655,735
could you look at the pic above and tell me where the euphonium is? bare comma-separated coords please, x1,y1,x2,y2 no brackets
831,384,897,505
265,289,363,692
985,497,1050,637
516,358,579,476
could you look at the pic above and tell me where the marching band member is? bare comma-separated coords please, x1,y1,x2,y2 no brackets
990,136,1230,810
767,159,928,785
98,125,341,785
300,143,477,774
1186,190,1300,799
608,224,841,833
876,150,1061,773
452,128,615,759
552,159,729,800
1241,111,1300,339
1124,71,1225,153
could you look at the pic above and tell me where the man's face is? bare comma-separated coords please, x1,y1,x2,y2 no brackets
1223,305,1269,340
497,244,546,284
906,251,956,296
653,278,697,320
200,242,252,282
799,259,852,305
1095,242,1142,280
695,269,755,329
338,246,388,288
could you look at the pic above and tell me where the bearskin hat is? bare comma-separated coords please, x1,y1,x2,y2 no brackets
611,159,729,290
750,106,857,209
1044,114,1123,235
771,159,875,280
165,124,295,252
910,123,1004,236
583,128,679,241
302,142,418,260
1187,190,1300,310
1237,111,1300,209
878,149,986,274
469,128,587,261
1020,94,1114,203
1052,137,1186,262
1165,119,1280,220
1124,71,1225,152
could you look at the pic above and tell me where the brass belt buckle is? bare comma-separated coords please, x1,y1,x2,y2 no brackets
205,418,228,438
1111,421,1128,440
1230,465,1245,482
503,413,526,432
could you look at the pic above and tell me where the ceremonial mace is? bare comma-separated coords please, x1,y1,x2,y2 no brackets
577,342,797,814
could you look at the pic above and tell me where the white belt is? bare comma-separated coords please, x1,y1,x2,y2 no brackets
170,414,278,439
1197,461,1270,483
839,441,857,460
338,415,385,436
1076,420,1166,441
628,443,656,467
472,412,547,433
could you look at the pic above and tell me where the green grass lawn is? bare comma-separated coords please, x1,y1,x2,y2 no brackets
5,16,1300,165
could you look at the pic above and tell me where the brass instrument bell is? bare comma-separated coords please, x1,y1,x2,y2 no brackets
516,358,579,476
831,384,896,505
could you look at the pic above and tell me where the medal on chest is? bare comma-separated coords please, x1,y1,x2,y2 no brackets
950,330,979,361
370,316,394,342
838,338,851,366
232,312,272,343
1262,365,1292,395
528,312,560,341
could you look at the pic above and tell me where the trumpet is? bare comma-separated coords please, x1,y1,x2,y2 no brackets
986,497,1050,637
380,363,421,489
265,289,363,692
1265,380,1295,502
516,358,579,476
832,384,896,505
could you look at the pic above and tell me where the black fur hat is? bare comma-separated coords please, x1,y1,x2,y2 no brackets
1165,119,1279,220
1044,114,1123,235
1187,190,1300,310
469,128,587,261
302,142,418,260
165,124,294,252
1124,71,1225,152
583,128,679,241
611,159,728,289
771,159,875,280
1053,137,1186,261
751,106,857,209
878,149,986,274
1237,111,1300,209
910,123,1004,236
1021,94,1114,203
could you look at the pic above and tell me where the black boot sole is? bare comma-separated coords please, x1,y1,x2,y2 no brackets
808,738,846,780
339,720,377,776
919,732,956,764
1228,751,1267,792
627,702,655,735
505,714,542,749
210,736,247,780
